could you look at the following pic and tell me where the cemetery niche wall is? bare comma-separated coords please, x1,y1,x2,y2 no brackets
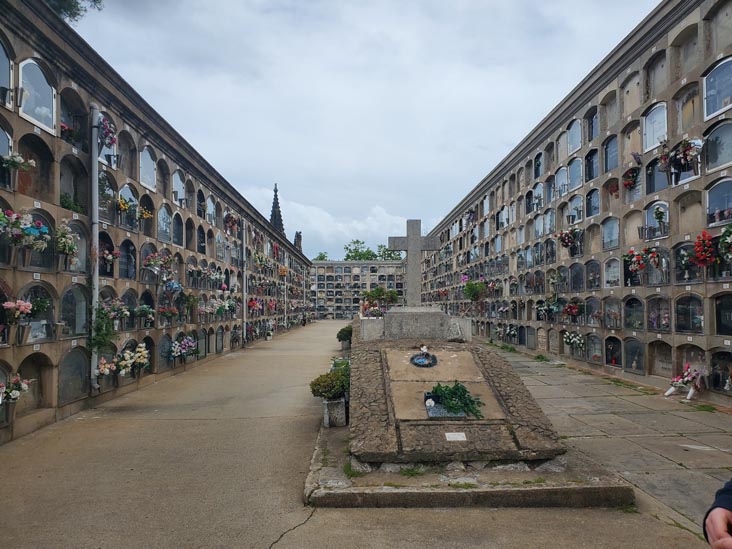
0,1,310,445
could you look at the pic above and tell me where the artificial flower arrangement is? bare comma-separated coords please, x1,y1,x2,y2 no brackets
563,331,585,350
2,299,32,324
134,305,155,322
1,153,36,171
102,248,120,266
170,336,197,359
157,306,179,318
622,167,640,190
505,325,517,338
535,303,550,320
677,247,694,271
55,219,80,258
563,303,582,317
653,206,666,223
96,356,118,376
363,305,384,318
693,230,717,267
719,225,732,265
117,196,134,213
224,213,240,234
98,115,117,149
622,247,660,272
555,227,582,248
100,298,130,320
658,140,671,173
671,138,703,169
137,206,154,220
0,374,32,404
670,363,701,388
1,210,51,251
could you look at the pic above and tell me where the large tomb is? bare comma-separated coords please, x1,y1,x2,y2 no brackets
350,218,564,463
349,323,564,463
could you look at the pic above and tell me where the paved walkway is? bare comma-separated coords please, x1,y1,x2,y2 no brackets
0,322,706,548
499,349,732,533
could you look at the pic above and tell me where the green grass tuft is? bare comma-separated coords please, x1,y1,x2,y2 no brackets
343,461,366,478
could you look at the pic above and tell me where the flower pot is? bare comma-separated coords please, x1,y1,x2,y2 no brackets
57,253,68,272
5,324,16,346
686,387,697,400
17,323,30,345
323,396,347,427
9,168,17,191
664,386,678,397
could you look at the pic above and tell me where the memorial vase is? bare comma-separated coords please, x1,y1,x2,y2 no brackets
686,387,697,400
664,386,678,397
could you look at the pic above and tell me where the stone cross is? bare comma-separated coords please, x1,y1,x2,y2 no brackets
388,219,440,307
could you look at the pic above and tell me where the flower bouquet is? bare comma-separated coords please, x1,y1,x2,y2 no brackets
2,299,32,324
98,115,117,149
56,219,80,261
158,306,179,318
4,210,51,252
95,356,118,376
622,247,647,272
666,363,702,398
563,303,581,317
563,331,585,351
135,305,155,324
555,228,582,248
1,153,36,171
719,225,732,265
693,230,717,267
622,167,640,190
0,374,32,404
653,206,666,223
102,248,120,266
137,206,154,220
505,325,517,338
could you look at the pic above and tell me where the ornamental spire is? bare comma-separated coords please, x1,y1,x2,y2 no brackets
270,183,285,235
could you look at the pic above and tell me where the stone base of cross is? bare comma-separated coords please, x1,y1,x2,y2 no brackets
388,219,440,307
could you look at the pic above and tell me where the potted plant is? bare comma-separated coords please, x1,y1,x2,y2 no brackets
337,324,352,350
310,366,349,427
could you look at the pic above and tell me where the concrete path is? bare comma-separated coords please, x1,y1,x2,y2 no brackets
498,348,732,535
0,322,705,548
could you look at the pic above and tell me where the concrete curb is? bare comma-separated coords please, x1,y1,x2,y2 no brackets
304,425,635,509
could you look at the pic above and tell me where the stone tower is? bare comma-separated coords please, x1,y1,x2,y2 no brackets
270,183,285,235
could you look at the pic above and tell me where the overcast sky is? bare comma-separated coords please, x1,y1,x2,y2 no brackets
73,0,660,259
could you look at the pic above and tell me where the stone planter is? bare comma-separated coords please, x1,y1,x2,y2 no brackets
340,340,351,351
323,396,347,427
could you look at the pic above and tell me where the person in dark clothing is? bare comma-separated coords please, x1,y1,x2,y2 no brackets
705,480,732,547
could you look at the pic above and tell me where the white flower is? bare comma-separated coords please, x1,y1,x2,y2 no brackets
9,389,20,400
425,399,435,408
20,382,28,391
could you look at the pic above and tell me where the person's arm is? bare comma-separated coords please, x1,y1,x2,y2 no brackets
705,480,732,543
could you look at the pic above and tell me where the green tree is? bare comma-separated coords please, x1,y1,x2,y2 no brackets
377,244,402,261
343,239,377,261
46,0,103,22
312,252,329,261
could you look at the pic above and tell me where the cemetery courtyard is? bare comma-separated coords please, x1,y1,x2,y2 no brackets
0,320,722,548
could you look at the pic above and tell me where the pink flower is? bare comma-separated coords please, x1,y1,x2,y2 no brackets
461,275,469,282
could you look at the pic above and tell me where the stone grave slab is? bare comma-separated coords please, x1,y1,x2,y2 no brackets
386,350,484,382
389,381,506,421
349,321,565,463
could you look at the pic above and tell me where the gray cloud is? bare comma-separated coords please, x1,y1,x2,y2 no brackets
75,0,661,258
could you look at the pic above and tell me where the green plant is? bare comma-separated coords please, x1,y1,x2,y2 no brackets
535,354,549,362
500,344,516,352
343,461,366,478
331,358,350,369
463,280,486,301
30,297,51,318
310,367,350,399
429,381,484,418
60,192,86,214
88,306,114,352
400,466,426,477
336,325,353,342
448,482,478,489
